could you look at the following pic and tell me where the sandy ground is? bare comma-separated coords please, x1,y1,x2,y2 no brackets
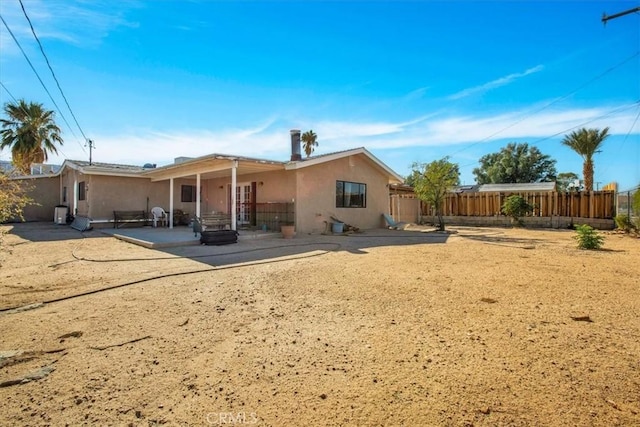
0,222,638,426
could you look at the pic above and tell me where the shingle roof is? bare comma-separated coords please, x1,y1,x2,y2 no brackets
452,182,557,193
68,160,147,173
297,147,366,162
478,182,556,192
285,147,403,184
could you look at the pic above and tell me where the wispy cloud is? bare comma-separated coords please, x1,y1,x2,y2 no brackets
403,87,429,102
0,0,140,53
27,103,638,169
363,105,637,150
448,65,545,100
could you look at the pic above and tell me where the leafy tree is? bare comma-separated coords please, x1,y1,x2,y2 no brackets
560,127,609,192
301,130,318,158
633,186,640,216
0,100,63,174
556,172,580,192
473,142,557,184
411,157,460,231
0,172,34,223
501,195,534,226
404,170,420,187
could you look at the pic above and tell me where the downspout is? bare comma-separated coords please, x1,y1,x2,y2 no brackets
87,175,92,218
59,171,63,206
169,178,174,229
73,172,78,215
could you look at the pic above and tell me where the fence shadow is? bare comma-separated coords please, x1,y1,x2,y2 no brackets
158,229,451,267
455,230,545,247
2,222,110,243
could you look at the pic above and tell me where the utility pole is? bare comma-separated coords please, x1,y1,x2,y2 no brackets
86,139,95,165
602,6,640,24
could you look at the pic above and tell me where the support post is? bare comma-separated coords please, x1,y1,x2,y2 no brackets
169,178,174,229
231,160,238,231
196,173,201,219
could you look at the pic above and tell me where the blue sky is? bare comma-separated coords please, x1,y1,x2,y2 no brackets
1,0,639,190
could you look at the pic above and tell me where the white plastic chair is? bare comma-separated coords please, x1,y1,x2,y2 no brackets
151,207,167,227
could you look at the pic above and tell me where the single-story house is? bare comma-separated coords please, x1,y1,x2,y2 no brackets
14,130,404,234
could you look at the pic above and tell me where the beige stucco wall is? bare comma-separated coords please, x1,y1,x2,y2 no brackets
198,170,297,214
20,176,61,222
293,154,390,234
59,170,167,220
86,175,167,218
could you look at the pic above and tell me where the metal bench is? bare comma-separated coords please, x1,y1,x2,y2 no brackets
113,210,149,228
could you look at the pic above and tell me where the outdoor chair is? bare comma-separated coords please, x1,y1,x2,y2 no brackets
382,213,407,230
151,206,167,227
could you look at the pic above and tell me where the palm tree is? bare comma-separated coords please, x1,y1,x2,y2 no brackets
560,127,609,192
301,130,318,158
1,100,63,174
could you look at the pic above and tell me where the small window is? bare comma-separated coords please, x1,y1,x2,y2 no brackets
78,181,86,201
63,186,67,203
181,185,197,202
336,180,366,208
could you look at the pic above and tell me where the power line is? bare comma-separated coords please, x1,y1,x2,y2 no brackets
18,0,88,142
0,81,19,104
455,100,640,173
0,13,86,155
448,51,640,158
602,6,640,24
597,104,640,183
528,100,640,146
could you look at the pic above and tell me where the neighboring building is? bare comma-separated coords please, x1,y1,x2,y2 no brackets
0,160,61,176
453,182,557,193
12,130,404,234
0,160,12,174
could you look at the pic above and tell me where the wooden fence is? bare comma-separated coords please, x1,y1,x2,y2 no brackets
421,191,615,219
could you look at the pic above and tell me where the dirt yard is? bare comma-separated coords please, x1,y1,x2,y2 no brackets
0,222,638,426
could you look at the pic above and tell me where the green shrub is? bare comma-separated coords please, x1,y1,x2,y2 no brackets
574,224,604,250
501,195,534,226
614,214,632,232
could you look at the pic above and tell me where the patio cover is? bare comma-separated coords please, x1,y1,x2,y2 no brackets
142,154,285,229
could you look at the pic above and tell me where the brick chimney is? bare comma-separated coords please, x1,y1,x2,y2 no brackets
290,129,302,161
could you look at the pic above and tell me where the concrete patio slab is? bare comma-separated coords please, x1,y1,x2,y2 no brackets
99,226,280,249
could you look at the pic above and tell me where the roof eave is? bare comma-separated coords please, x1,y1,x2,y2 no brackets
285,148,404,184
141,153,285,177
61,160,146,177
